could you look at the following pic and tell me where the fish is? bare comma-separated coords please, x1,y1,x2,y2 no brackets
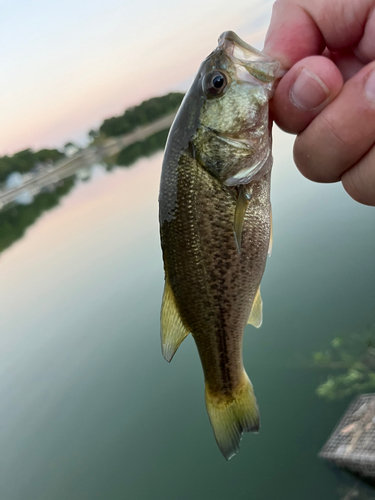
158,31,280,460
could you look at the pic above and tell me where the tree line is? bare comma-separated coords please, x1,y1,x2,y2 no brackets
99,92,184,137
0,92,184,184
0,177,75,253
0,92,184,254
0,149,65,184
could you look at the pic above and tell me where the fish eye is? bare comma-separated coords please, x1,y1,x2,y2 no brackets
205,71,227,96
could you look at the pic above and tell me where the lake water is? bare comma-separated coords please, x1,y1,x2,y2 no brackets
0,127,374,500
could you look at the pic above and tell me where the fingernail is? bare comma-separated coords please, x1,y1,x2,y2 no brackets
365,68,375,103
290,68,329,111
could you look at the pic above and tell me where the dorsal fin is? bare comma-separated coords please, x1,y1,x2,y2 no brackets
247,287,263,328
160,278,190,362
234,185,251,253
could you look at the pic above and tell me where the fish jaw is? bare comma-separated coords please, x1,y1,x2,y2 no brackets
218,31,281,90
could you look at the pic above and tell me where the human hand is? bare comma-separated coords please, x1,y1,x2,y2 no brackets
264,0,375,206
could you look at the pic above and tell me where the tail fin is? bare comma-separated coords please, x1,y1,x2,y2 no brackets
205,371,260,460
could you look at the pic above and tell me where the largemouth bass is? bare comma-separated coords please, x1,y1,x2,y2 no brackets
159,31,279,460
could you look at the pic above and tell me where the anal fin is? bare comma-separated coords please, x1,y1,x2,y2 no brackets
161,278,190,362
247,287,263,328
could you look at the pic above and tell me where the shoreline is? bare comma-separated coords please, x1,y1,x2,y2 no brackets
0,112,176,209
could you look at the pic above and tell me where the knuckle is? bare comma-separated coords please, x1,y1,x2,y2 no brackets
293,115,345,182
341,160,375,206
318,113,349,149
293,135,320,181
292,110,361,183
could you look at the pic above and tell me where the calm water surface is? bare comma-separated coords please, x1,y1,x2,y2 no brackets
0,128,374,500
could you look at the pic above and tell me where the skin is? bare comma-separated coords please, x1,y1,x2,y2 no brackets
263,0,375,206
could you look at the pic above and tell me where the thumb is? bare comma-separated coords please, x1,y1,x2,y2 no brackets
270,55,343,134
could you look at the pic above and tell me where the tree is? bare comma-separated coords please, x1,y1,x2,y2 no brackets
99,92,184,138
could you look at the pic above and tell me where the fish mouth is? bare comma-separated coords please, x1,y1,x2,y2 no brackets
218,31,263,61
217,31,280,84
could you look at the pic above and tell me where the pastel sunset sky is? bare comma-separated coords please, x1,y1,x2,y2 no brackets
1,0,273,155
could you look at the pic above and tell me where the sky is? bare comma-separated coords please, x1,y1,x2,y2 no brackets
0,0,274,155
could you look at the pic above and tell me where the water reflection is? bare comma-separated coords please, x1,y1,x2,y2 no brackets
0,177,75,254
313,326,375,400
114,128,169,167
339,483,375,499
335,467,375,500
0,128,169,256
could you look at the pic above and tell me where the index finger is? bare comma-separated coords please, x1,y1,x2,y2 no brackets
263,0,374,70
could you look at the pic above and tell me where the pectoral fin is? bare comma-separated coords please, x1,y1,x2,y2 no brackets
247,287,263,328
160,278,190,362
234,185,251,253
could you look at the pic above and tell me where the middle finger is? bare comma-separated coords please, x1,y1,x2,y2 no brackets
294,61,375,183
